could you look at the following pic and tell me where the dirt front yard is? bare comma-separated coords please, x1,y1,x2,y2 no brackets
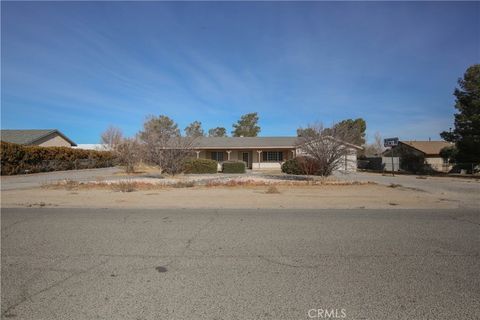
1,183,468,209
2,169,478,209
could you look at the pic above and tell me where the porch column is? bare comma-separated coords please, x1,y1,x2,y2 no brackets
291,150,296,159
196,151,201,159
257,150,262,169
226,150,231,161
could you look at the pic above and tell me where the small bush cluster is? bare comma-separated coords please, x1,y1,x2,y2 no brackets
281,157,320,175
281,158,303,175
183,158,218,174
222,161,246,173
171,181,196,188
265,185,280,194
1,142,115,175
63,179,81,190
388,183,402,188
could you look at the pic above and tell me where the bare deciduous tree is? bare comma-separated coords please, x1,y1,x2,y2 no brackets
296,156,320,175
362,132,385,156
115,138,142,173
100,126,123,150
159,136,195,175
139,115,194,174
296,122,359,176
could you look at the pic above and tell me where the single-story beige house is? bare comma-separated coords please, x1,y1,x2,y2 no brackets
191,137,361,172
0,129,77,147
383,140,453,172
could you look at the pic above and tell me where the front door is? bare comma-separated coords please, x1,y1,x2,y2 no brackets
242,152,250,169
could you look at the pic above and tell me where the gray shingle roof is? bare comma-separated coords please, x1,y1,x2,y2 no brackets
0,129,77,146
193,137,298,149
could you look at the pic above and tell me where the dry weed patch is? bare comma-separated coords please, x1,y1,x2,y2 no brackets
388,183,403,188
265,186,280,194
204,179,374,188
62,179,80,190
171,181,195,188
44,177,375,191
111,180,137,192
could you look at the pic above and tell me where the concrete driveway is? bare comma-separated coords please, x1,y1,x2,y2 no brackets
2,208,479,319
334,171,480,207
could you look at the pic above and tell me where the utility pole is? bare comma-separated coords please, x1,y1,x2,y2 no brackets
384,137,399,176
391,146,395,176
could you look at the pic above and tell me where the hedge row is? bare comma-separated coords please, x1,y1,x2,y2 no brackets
182,159,247,174
222,161,246,173
183,158,218,174
1,142,115,175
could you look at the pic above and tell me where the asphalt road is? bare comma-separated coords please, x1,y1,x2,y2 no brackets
1,208,479,320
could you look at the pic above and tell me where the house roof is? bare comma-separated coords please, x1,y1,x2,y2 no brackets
191,136,363,150
400,140,453,156
0,129,77,146
193,137,299,149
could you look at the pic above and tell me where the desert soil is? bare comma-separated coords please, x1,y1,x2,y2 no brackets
1,183,472,209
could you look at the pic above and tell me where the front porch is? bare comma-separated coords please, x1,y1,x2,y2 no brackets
193,148,296,171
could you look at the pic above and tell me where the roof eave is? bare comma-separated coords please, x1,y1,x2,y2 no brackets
29,130,77,147
398,142,426,155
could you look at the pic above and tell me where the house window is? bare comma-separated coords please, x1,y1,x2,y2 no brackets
262,151,283,162
211,151,224,162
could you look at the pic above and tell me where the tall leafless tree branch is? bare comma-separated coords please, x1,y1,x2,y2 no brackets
100,126,123,150
115,138,142,173
296,122,359,176
139,116,195,174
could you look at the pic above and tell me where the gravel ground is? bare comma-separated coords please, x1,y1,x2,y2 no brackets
0,167,123,191
333,171,480,206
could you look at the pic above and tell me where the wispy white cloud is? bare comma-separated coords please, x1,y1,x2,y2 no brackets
1,1,478,143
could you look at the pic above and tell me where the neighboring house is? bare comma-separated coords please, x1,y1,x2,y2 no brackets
0,129,77,147
383,140,453,172
191,136,361,172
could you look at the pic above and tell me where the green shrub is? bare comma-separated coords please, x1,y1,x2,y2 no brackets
439,145,458,164
281,158,303,175
1,142,115,175
281,157,320,175
183,158,218,174
222,160,246,173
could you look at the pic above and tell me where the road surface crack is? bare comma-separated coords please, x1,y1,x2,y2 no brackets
2,258,110,317
184,211,218,254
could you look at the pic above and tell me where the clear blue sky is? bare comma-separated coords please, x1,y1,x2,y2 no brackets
2,1,479,144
